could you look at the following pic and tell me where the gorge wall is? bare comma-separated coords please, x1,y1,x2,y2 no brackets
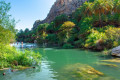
33,0,88,29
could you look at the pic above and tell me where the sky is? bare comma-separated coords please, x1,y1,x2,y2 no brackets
5,0,56,30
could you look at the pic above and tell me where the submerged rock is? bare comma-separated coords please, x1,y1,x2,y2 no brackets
101,58,120,63
97,62,118,67
111,46,120,57
56,63,104,80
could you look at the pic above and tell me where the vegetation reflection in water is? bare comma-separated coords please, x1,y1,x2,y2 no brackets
0,47,120,80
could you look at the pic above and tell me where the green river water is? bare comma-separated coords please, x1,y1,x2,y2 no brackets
0,44,120,80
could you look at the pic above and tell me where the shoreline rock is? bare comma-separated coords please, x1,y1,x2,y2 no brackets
111,46,120,57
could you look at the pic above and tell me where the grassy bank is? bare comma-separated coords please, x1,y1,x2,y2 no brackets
0,44,41,69
0,44,41,68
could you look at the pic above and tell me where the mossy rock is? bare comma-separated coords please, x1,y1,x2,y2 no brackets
101,58,120,63
97,77,118,80
100,63,118,67
56,63,104,80
96,62,118,67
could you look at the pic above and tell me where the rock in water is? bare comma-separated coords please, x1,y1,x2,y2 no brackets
111,46,120,57
33,0,88,29
57,63,104,80
3,73,5,76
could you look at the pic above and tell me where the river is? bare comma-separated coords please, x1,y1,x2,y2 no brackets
0,43,120,80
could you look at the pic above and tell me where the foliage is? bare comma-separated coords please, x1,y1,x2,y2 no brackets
62,43,74,49
0,1,17,33
46,34,58,44
58,21,75,44
78,17,93,34
53,14,68,27
74,39,85,48
0,0,42,69
105,27,120,47
46,22,55,33
0,1,16,44
85,29,107,49
0,26,15,44
17,0,120,50
0,44,41,69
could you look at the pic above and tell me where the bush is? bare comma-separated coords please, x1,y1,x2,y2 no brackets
85,29,107,50
74,39,85,48
62,44,74,49
78,17,93,35
0,44,41,69
46,34,58,44
105,27,120,48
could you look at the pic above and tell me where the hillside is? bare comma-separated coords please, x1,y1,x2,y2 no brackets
33,0,88,29
17,0,120,51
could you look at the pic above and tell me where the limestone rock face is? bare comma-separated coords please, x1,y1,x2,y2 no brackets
33,20,43,29
111,46,120,57
33,0,88,29
44,0,88,23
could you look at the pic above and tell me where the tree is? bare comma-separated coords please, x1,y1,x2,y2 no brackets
113,0,120,13
0,26,15,44
93,0,113,27
80,2,93,17
0,1,16,44
53,14,68,27
37,23,49,39
0,1,16,33
58,21,75,43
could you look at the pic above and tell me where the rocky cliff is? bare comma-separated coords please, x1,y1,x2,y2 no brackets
33,0,88,29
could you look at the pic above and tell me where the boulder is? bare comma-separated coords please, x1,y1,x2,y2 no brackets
111,46,120,57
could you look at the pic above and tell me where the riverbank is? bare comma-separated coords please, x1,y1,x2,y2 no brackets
0,44,41,69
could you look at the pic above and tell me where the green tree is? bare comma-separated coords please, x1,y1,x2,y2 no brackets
0,1,16,33
58,21,75,44
0,1,16,44
93,0,113,27
53,14,68,27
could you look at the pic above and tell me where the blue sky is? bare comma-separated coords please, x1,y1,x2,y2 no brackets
5,0,56,30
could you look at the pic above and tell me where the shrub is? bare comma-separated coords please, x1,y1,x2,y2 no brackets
74,39,85,48
62,44,74,49
85,29,107,50
0,44,41,69
105,27,120,41
46,34,58,44
78,17,93,35
58,21,75,44
105,27,120,48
